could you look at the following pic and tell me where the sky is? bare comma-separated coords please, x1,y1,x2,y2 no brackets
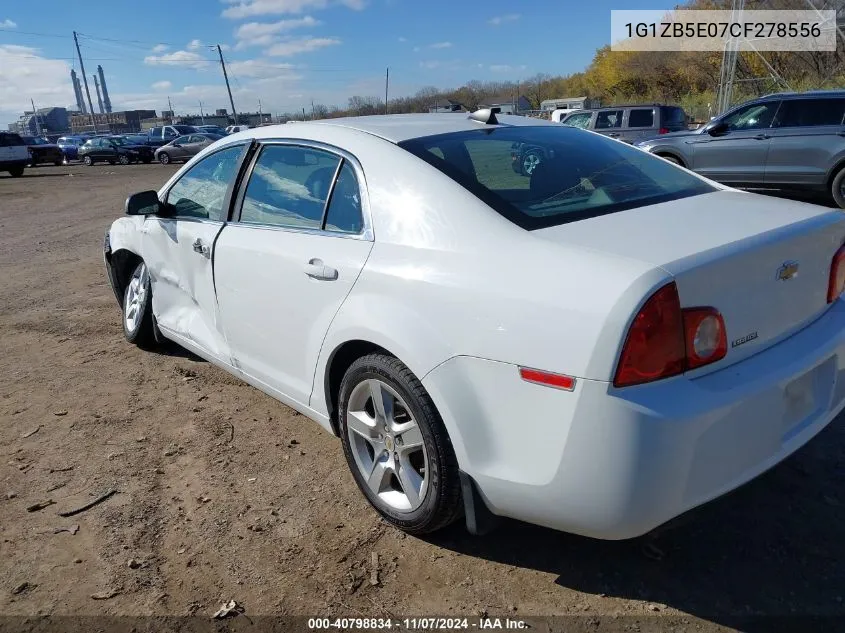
0,0,627,127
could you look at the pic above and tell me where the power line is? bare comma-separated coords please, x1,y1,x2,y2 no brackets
0,27,71,38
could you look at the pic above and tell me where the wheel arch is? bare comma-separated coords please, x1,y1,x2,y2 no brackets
107,248,143,307
654,150,687,167
825,155,845,191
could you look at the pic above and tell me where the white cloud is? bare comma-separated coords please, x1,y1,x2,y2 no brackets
235,16,320,48
152,80,172,90
1,19,17,28
151,44,169,53
0,45,73,126
488,13,520,26
187,39,204,50
429,41,452,49
265,36,340,56
221,0,364,19
397,36,406,42
489,64,527,73
412,46,420,52
227,59,299,79
144,50,210,70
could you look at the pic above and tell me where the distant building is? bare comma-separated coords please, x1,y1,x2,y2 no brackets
479,95,532,115
428,99,465,113
238,112,272,127
8,107,69,135
540,96,601,112
70,110,157,134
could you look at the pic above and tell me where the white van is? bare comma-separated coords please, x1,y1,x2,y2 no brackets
225,125,251,134
550,108,580,123
0,132,29,177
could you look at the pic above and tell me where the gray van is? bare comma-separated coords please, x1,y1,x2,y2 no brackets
634,90,845,207
560,105,688,144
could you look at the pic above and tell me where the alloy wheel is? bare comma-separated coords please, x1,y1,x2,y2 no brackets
522,152,541,175
345,379,428,513
124,263,148,334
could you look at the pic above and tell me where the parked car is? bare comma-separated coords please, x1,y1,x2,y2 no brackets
0,131,29,177
143,125,199,147
559,104,689,144
635,90,845,208
225,125,250,134
104,112,845,539
155,133,223,164
20,135,63,166
57,136,85,163
78,136,154,166
196,125,228,136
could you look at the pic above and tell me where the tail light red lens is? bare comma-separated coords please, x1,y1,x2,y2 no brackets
828,244,845,303
614,283,685,387
658,127,669,134
614,282,728,387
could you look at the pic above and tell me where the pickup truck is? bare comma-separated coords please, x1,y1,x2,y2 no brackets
142,125,198,147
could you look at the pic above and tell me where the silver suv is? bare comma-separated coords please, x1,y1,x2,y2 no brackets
634,90,845,208
560,104,688,144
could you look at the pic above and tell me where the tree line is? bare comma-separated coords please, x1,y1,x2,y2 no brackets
278,0,844,123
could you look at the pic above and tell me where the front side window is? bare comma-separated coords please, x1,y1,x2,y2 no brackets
399,126,714,230
166,145,244,221
562,112,592,129
773,98,845,128
239,145,340,229
722,102,779,130
595,110,623,129
173,135,191,145
628,109,654,128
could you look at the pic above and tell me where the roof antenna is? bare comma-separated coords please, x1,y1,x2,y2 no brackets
468,107,501,125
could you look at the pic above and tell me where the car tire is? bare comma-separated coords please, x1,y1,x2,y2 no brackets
108,159,116,165
832,167,845,209
118,155,130,165
659,154,682,165
158,152,170,165
8,166,24,177
54,159,62,166
122,261,156,349
83,155,93,166
521,150,542,176
142,157,152,164
338,353,462,535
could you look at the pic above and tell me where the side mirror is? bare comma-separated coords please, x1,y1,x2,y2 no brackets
707,121,729,136
125,190,162,216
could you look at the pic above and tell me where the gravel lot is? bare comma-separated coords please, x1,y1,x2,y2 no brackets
1,164,844,632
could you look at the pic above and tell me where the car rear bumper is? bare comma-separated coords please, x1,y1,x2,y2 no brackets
422,299,845,539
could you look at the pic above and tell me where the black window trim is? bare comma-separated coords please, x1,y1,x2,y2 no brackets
159,141,254,224
229,138,373,241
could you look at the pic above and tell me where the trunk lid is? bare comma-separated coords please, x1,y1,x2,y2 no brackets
534,190,845,369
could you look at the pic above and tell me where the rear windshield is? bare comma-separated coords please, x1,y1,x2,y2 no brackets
398,126,714,230
660,106,687,125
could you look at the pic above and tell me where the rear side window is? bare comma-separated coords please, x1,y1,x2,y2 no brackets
399,126,714,230
628,109,654,128
773,98,845,127
324,162,363,234
595,110,623,129
660,106,687,125
0,133,25,147
239,145,340,230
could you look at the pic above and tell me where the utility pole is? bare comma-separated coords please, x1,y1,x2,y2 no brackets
217,44,238,125
73,31,97,133
167,96,173,123
30,98,42,136
199,101,205,124
384,67,389,114
302,107,306,121
258,99,262,124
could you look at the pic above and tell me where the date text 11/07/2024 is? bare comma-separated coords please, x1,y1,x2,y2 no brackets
307,617,529,630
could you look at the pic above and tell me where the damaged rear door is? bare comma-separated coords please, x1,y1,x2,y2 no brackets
142,143,249,362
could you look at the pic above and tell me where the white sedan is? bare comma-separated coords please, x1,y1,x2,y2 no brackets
104,110,845,539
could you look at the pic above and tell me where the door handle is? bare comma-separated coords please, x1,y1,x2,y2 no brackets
607,132,620,137
753,133,770,140
304,258,338,281
192,238,210,257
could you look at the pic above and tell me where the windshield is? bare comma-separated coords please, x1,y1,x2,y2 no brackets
22,136,47,145
398,126,714,230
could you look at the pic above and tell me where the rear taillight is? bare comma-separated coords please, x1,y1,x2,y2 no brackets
828,244,845,303
614,282,727,387
658,127,669,134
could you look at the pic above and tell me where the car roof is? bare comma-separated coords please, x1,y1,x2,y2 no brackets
244,113,556,144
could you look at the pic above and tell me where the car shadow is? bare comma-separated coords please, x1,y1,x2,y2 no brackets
151,339,207,362
0,173,70,178
426,413,845,631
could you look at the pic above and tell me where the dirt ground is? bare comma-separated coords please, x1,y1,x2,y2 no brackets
1,164,844,632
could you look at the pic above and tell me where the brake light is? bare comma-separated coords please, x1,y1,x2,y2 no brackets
614,283,685,387
828,244,845,303
658,127,669,134
614,282,728,387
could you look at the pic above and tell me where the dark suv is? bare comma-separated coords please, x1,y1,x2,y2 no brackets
634,90,845,207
